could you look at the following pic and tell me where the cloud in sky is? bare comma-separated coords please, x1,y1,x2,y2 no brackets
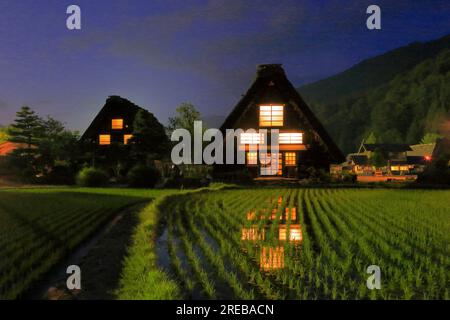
61,0,374,83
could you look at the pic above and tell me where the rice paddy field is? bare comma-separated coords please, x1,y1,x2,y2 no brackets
0,186,449,300
0,187,175,299
153,188,450,300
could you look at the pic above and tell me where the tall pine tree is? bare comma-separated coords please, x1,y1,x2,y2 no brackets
8,106,43,168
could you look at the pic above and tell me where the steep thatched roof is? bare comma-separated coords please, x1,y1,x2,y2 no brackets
362,144,412,152
81,96,145,141
219,64,344,163
407,143,436,157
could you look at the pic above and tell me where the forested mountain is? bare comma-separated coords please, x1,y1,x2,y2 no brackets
298,34,450,154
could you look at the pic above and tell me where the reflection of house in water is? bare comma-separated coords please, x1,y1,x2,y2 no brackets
279,224,302,242
241,226,265,241
241,195,303,271
247,196,297,222
260,247,285,271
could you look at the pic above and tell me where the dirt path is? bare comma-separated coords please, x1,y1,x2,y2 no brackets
27,202,146,300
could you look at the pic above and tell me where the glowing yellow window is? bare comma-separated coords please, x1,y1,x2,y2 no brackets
240,132,263,145
124,134,133,145
391,166,399,171
285,152,296,166
112,119,123,130
279,133,303,144
247,152,257,165
260,153,282,175
259,105,283,127
99,134,111,145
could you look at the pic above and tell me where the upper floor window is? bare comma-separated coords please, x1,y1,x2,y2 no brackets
279,133,303,144
99,134,111,145
240,132,264,145
259,105,283,127
112,119,123,130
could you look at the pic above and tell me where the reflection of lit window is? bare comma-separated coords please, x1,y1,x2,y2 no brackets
247,152,257,165
279,133,303,144
99,134,111,145
124,134,133,145
240,133,263,144
285,152,296,166
285,207,297,221
112,119,123,129
241,227,265,241
247,210,266,220
259,105,283,127
279,225,302,242
260,246,284,271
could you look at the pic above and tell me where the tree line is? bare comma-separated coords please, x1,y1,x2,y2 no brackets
2,102,203,185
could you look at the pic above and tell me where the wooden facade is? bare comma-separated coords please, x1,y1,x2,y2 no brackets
215,64,344,179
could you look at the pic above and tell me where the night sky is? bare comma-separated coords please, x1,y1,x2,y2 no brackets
0,0,449,132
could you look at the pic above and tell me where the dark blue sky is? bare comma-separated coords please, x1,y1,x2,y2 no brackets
0,0,449,132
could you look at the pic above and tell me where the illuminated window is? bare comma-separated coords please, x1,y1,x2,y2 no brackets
112,119,123,130
260,246,284,271
247,152,257,165
124,134,133,145
260,153,282,176
259,105,283,127
285,152,296,166
279,133,303,144
240,132,263,144
99,134,111,145
400,166,409,171
391,166,399,171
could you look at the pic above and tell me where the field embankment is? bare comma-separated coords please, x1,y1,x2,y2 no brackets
0,187,176,299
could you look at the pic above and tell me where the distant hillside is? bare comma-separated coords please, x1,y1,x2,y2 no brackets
314,49,450,154
299,34,450,106
297,34,450,155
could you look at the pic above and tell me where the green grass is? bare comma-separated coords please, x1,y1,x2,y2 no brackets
0,187,177,299
154,188,450,300
115,196,181,299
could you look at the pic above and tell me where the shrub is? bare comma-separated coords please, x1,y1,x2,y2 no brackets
342,172,357,183
45,165,75,185
76,167,109,187
127,164,161,188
